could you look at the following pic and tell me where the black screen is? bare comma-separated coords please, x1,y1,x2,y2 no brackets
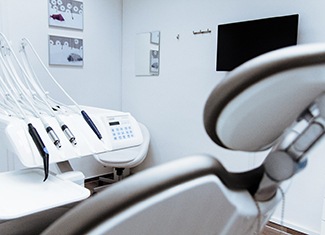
109,121,120,126
216,14,299,71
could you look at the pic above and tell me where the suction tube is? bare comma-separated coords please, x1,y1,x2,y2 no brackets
20,38,103,140
0,33,62,149
0,34,50,180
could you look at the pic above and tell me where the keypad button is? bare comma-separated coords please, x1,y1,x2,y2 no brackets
111,125,135,141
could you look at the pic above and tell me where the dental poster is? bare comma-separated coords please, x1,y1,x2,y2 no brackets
49,0,83,30
49,35,83,66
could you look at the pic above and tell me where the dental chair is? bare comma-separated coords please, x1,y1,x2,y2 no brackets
39,43,325,234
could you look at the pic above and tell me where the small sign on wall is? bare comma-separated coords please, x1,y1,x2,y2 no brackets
49,0,84,30
49,35,83,66
150,50,159,74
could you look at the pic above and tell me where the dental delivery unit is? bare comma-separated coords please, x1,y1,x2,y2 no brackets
0,33,149,222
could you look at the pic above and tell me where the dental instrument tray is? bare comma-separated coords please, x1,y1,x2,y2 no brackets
0,168,90,220
0,106,145,220
0,106,144,168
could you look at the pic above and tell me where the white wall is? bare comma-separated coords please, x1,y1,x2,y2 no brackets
121,0,325,234
1,0,122,109
1,0,325,233
0,0,123,177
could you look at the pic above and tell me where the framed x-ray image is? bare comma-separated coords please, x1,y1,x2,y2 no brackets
49,35,83,66
49,0,84,30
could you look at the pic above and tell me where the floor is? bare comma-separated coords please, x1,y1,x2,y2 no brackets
262,222,307,235
85,172,117,194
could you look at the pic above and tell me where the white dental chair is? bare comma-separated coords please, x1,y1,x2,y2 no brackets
39,43,325,234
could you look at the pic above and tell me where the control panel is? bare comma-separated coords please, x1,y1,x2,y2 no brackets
105,114,143,150
110,121,134,141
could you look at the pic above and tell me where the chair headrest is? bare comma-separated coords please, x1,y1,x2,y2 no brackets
204,43,325,151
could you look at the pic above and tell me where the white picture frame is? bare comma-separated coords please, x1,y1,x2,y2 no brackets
49,0,84,30
49,35,83,66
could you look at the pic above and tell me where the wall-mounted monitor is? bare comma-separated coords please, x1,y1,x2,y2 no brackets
216,14,299,71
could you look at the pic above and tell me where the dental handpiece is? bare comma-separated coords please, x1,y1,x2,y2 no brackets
61,124,77,145
81,110,102,139
28,123,49,181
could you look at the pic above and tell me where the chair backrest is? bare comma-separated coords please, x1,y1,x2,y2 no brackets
42,155,270,235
